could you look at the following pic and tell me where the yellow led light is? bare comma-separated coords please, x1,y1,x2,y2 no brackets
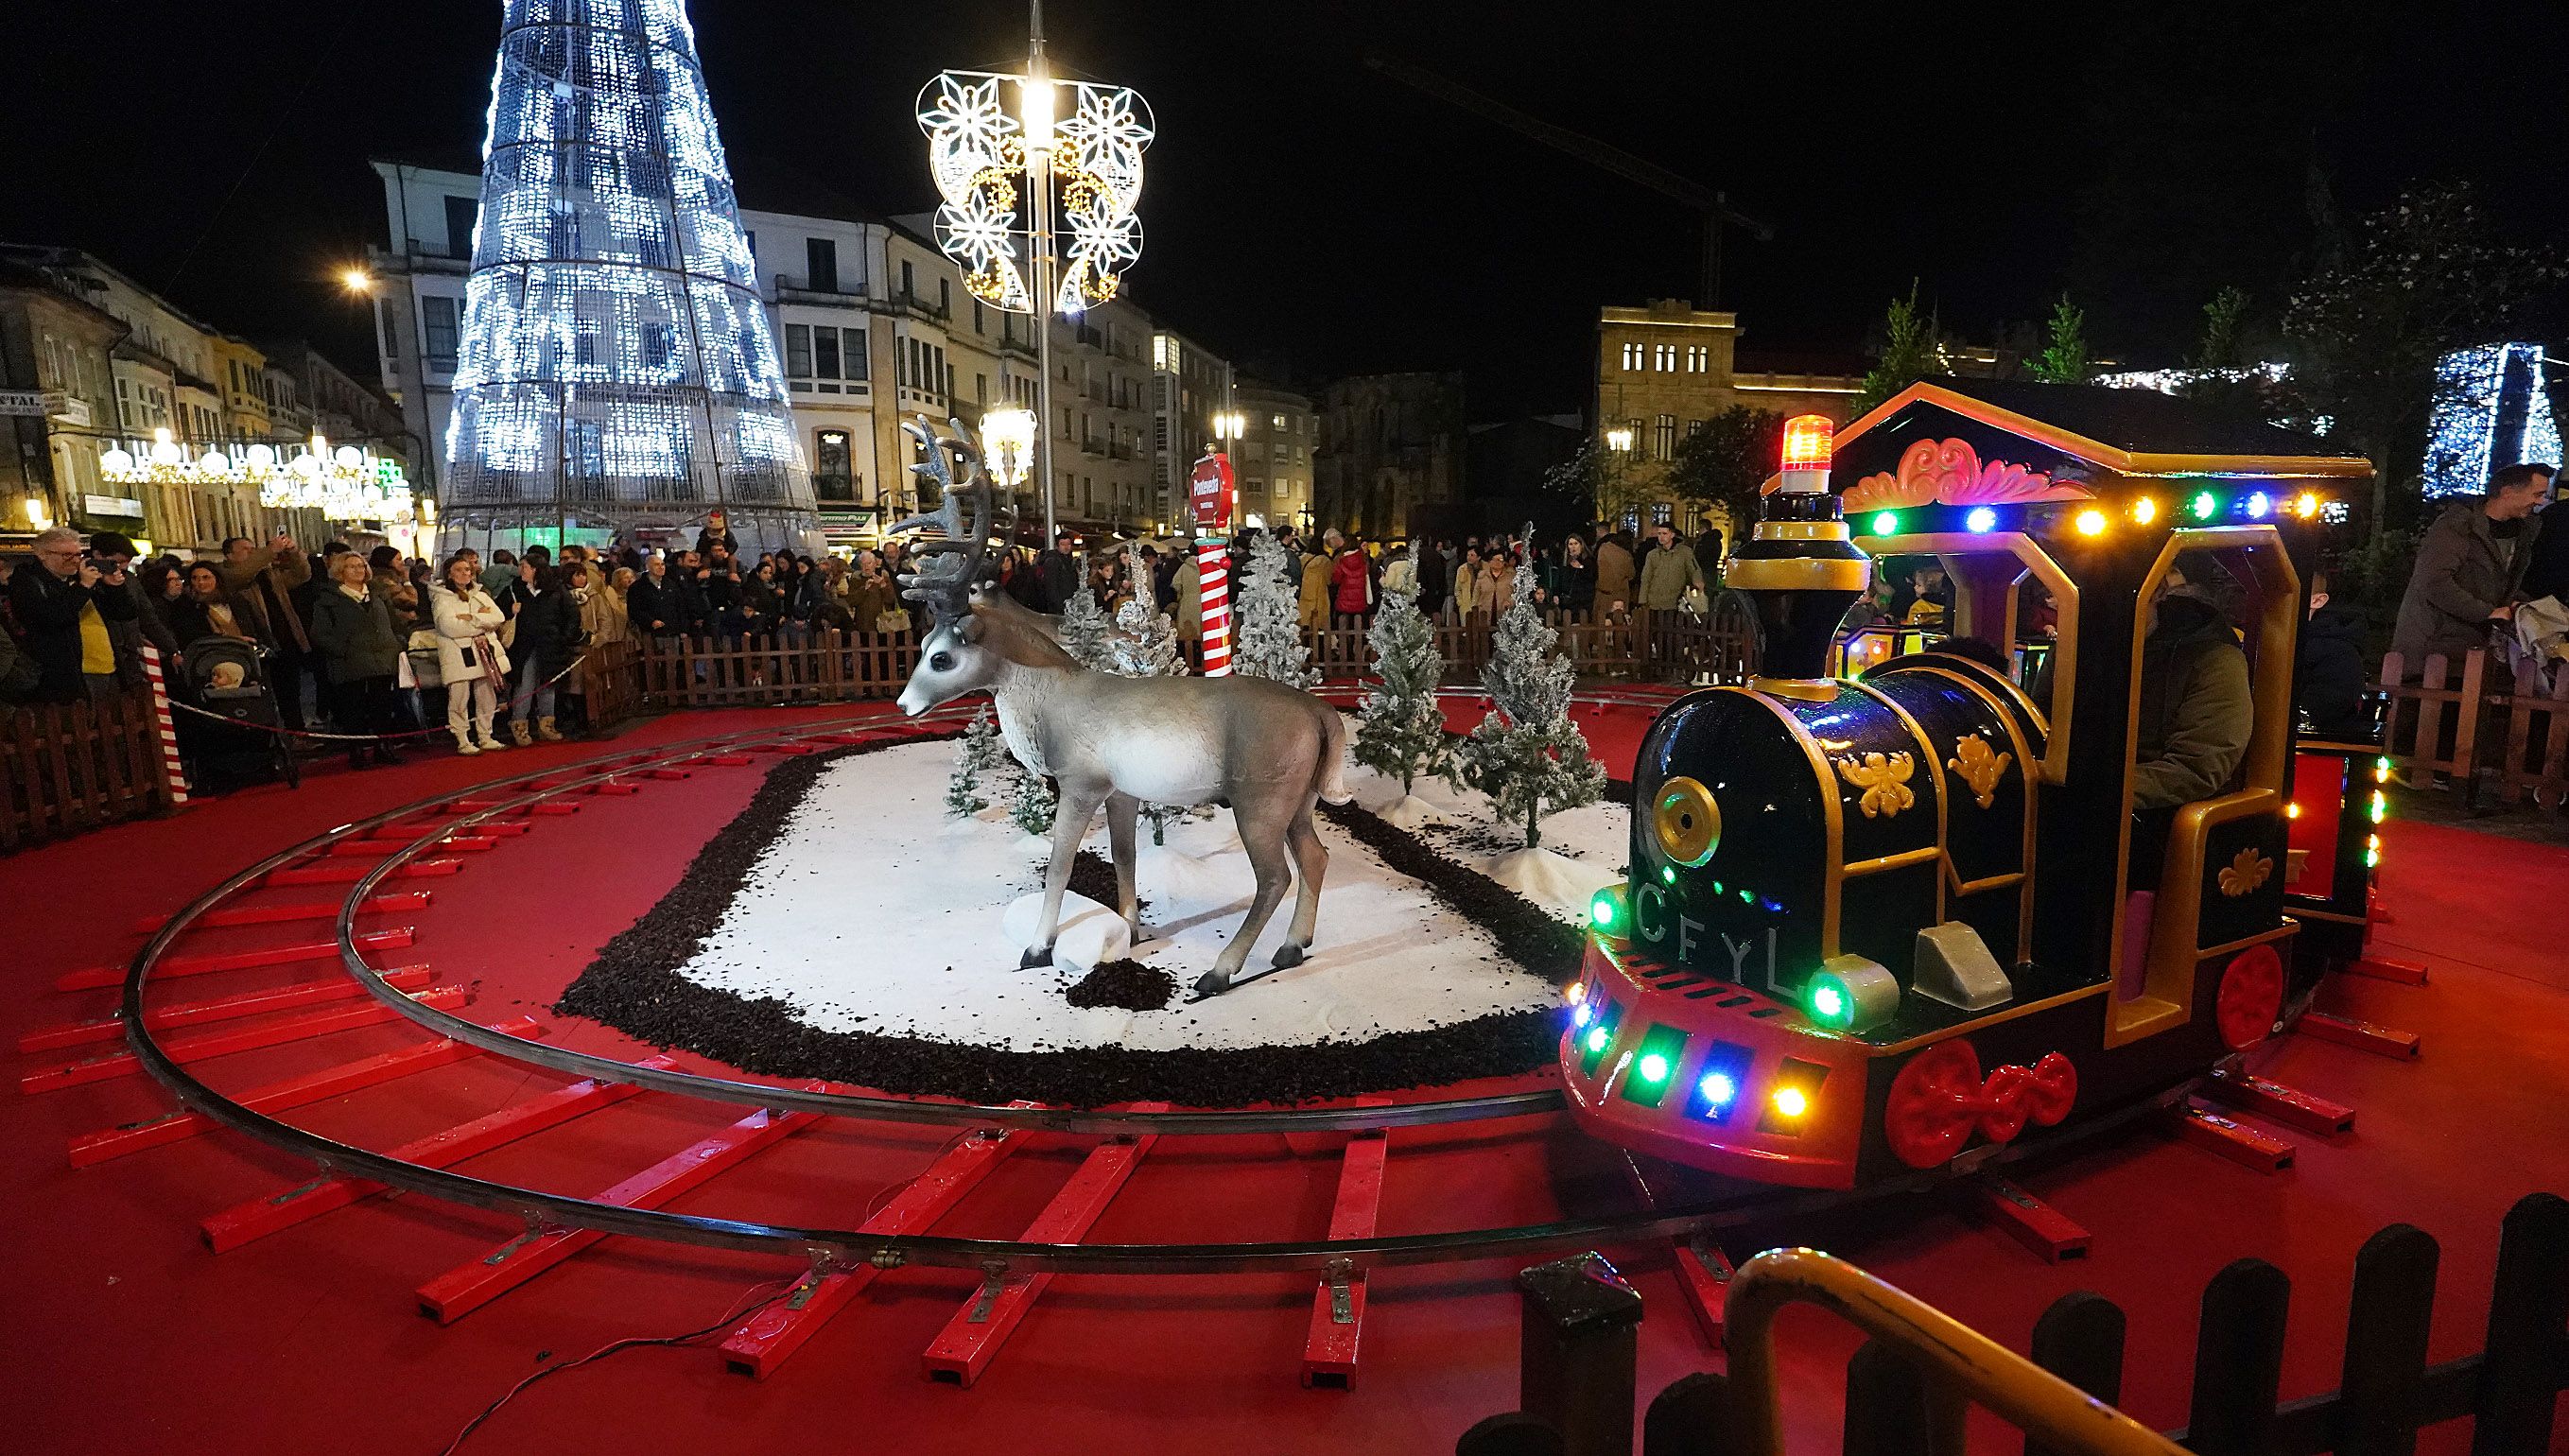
1565,981,1588,1005
2131,496,2158,525
2074,509,2108,537
2286,802,2302,819
1771,1085,1809,1118
2295,492,2322,519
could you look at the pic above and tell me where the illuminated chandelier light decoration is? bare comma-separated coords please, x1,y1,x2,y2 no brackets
101,429,414,525
918,70,1153,314
2421,342,2561,498
442,0,813,549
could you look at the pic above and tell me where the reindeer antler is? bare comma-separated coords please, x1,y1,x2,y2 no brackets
890,415,1001,623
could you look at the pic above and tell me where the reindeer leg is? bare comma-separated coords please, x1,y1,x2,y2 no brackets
1025,789,1103,969
1196,806,1293,997
1106,791,1142,945
1274,800,1327,968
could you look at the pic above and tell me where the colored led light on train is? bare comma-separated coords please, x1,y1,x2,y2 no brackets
1636,1053,1671,1084
2131,496,2158,525
1698,1072,1738,1108
1870,511,1901,536
1809,982,1849,1025
1771,1086,1809,1118
2192,491,2218,520
2369,790,2387,823
2074,509,2108,536
2246,491,2272,520
1965,507,1997,533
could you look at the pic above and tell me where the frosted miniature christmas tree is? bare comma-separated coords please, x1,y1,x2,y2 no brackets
1233,531,1318,688
1106,541,1182,678
945,704,1002,819
1057,584,1115,670
1450,535,1607,909
1353,589,1449,828
1007,759,1058,840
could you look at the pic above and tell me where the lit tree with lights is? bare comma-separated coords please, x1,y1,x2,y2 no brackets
945,704,1003,819
1233,531,1317,688
1449,546,1606,850
1354,590,1450,806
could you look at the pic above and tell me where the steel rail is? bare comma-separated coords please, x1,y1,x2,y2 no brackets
120,702,2194,1275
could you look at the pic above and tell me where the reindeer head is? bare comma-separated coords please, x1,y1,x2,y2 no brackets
890,416,1011,717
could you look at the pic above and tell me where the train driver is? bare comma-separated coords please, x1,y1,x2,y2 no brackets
2127,554,2253,892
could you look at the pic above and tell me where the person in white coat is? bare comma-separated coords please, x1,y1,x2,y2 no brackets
430,553,513,754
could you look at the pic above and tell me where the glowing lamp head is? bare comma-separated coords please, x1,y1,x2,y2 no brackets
1636,1053,1671,1084
1771,1085,1809,1118
2295,492,2322,519
1698,1072,1738,1107
982,407,1038,488
1019,76,1057,151
1779,414,1833,494
2074,509,2109,537
1808,982,1848,1025
1964,506,1997,534
338,267,374,295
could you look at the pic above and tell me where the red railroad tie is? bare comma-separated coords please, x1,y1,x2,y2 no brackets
128,892,432,934
643,769,692,781
200,1055,673,1253
2203,1068,2357,1136
20,985,467,1095
265,858,463,886
2344,956,2428,985
2297,1009,2422,1060
587,779,642,796
693,754,755,767
1302,1127,1390,1389
1618,1152,1732,1349
53,927,419,993
374,820,529,840
1968,1174,2092,1263
20,965,436,1054
2167,1102,2295,1172
922,1117,1164,1388
414,1093,825,1325
68,1014,541,1168
327,836,495,857
524,799,581,816
720,1111,1041,1379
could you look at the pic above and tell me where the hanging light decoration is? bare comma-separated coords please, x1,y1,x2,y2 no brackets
101,427,413,524
918,69,1153,314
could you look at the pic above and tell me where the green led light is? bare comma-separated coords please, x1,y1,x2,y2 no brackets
2369,790,2387,823
1585,1026,1609,1053
2191,491,2218,520
1809,981,1849,1024
1637,1053,1671,1083
1660,865,1675,885
1589,892,1619,930
1738,888,1753,903
2366,847,2382,869
1710,881,1724,894
1870,511,1901,535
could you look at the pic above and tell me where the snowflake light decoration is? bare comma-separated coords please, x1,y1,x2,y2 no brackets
917,69,1153,315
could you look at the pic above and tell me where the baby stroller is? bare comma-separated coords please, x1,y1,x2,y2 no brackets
179,635,301,790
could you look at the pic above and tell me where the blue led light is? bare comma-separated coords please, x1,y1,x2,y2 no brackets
1571,1002,1593,1028
1964,506,1997,533
1698,1072,1738,1107
2246,491,2272,520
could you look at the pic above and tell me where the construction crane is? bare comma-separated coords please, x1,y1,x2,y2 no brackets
1363,51,1772,308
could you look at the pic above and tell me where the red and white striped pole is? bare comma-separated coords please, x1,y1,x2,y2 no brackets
137,643,191,806
1189,448,1237,677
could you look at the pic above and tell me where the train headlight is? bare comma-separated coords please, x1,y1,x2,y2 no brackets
1588,884,1629,938
1803,954,1901,1034
1652,776,1722,868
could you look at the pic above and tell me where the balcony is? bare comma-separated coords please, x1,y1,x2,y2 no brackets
889,291,950,324
775,271,866,306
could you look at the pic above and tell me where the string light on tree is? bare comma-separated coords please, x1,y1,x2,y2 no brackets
2421,342,2561,498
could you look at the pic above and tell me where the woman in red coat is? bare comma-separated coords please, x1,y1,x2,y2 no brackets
1330,536,1375,627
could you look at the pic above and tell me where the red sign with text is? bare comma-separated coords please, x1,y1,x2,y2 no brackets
1190,452,1235,530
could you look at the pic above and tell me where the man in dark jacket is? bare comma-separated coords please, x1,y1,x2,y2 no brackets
2128,559,2253,890
86,531,179,685
1037,529,1081,614
11,528,135,702
2391,463,2550,667
2294,572,2371,740
214,531,315,728
627,551,682,637
2523,494,2569,605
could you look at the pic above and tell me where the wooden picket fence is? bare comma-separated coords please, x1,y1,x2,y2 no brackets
1460,1192,2569,1456
0,688,178,853
629,608,1762,712
2379,650,2569,809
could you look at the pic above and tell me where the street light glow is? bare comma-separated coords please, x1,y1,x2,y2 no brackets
338,267,374,294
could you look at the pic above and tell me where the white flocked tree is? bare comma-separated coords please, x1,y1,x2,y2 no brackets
1232,531,1318,688
1107,541,1186,842
1057,582,1116,670
1449,537,1607,905
1353,588,1449,828
945,703,1003,820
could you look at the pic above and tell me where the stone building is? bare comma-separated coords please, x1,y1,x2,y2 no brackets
1311,372,1465,542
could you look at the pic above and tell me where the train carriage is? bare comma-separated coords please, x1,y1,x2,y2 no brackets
1565,379,2383,1190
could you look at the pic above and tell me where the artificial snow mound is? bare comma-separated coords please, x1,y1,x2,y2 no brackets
1484,847,1619,919
1375,794,1440,831
999,890,1132,972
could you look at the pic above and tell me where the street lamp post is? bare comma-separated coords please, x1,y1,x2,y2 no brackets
1603,424,1637,533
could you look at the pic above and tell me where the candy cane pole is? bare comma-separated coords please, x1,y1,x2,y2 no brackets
138,643,191,806
1197,540,1231,676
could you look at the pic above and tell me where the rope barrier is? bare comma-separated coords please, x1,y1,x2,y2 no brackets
167,651,592,743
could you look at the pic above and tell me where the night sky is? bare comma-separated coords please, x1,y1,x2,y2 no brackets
8,1,2564,418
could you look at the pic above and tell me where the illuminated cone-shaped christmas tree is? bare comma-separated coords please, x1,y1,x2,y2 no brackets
443,0,813,555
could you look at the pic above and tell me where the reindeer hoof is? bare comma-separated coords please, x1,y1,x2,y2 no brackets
1191,968,1231,998
1020,946,1053,970
1271,942,1307,970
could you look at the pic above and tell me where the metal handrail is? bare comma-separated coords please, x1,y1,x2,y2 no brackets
1723,1248,2189,1456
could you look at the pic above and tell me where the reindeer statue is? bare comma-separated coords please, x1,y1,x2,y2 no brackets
889,417,1352,997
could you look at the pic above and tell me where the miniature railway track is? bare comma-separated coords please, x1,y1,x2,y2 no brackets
37,692,2214,1387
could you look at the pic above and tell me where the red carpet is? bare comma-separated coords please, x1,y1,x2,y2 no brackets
4,702,2563,1455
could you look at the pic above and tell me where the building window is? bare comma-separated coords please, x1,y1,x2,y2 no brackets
939,278,951,316
1687,344,1710,373
900,259,915,300
806,237,839,292
1688,417,1706,437
1651,501,1674,528
973,300,984,335
1655,414,1676,460
977,373,988,404
443,196,478,259
842,326,867,382
813,327,841,382
814,428,853,502
1621,341,1643,372
422,295,460,373
1656,343,1677,372
785,323,812,381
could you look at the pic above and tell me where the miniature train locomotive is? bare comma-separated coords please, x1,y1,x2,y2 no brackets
1562,381,2383,1189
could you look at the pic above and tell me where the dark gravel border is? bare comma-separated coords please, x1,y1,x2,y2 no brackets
553,734,1581,1107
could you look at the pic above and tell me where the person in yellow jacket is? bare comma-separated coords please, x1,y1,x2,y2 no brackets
1298,535,1336,633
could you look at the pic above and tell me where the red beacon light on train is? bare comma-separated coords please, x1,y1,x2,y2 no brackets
1779,413,1833,493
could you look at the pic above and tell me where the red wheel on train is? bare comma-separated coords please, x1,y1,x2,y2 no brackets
1883,1040,1984,1170
2215,944,2286,1050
